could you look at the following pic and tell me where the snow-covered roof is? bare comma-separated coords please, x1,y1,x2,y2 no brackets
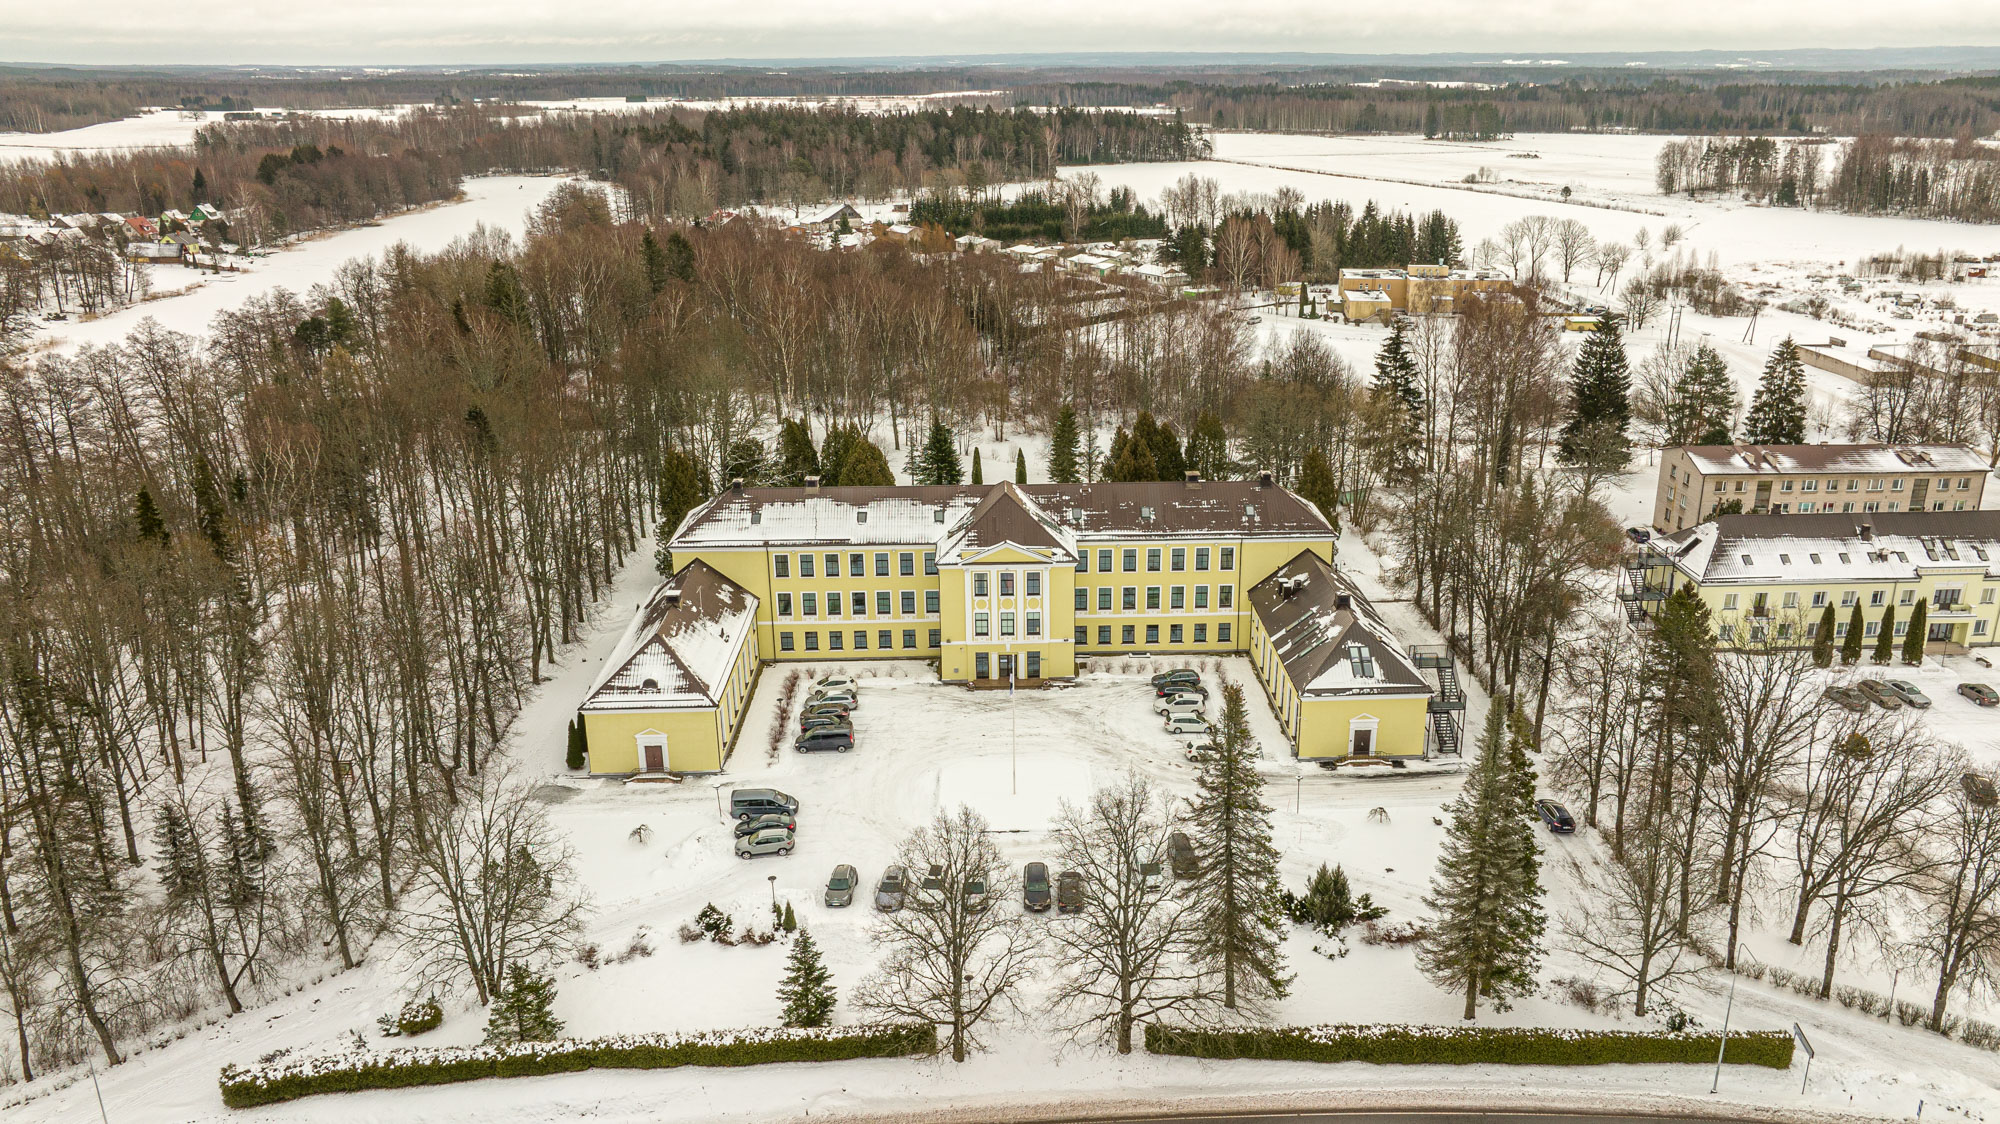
1676,443,1989,477
1345,290,1392,303
1651,511,2000,585
1249,551,1429,698
581,562,758,712
672,480,1334,551
935,482,1077,564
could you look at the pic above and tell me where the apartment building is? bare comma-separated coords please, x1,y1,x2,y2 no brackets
577,477,1450,774
1335,263,1512,318
1622,511,2000,651
1651,443,1990,533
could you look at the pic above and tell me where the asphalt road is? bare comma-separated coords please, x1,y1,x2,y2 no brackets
1054,1114,1773,1124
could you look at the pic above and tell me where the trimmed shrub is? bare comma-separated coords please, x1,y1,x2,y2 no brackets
1896,1000,1928,1027
218,1023,937,1108
1145,1023,1794,1069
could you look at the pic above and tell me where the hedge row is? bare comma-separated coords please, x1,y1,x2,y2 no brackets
219,1023,936,1108
1145,1023,1794,1069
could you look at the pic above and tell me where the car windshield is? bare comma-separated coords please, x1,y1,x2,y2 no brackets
880,876,901,891
829,876,850,890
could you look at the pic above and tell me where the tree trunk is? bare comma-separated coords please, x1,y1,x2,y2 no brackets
1462,975,1478,1020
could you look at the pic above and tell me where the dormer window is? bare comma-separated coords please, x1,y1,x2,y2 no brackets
640,678,659,691
934,509,945,523
857,510,868,524
750,511,761,525
1347,643,1374,679
1740,554,1753,565
1779,554,1790,565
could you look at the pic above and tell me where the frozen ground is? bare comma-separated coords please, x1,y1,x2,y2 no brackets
0,105,414,162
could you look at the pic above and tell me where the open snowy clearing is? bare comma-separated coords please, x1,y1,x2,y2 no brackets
0,105,415,162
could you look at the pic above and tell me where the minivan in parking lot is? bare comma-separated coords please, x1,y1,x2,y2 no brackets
795,725,855,753
730,788,800,820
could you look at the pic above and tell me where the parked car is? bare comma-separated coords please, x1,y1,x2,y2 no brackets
1163,713,1211,737
874,865,907,911
806,688,859,710
730,787,800,820
1535,799,1576,834
1157,682,1209,700
1023,862,1052,912
1168,831,1198,879
1154,693,1206,718
1856,679,1905,709
921,863,945,892
799,711,847,732
1884,679,1933,709
1959,682,2000,707
963,876,991,913
1822,685,1870,713
813,675,859,694
733,812,795,838
824,864,858,907
794,725,855,753
734,827,794,859
1181,741,1208,763
802,700,851,719
1626,526,1653,544
1056,870,1084,914
1140,860,1165,892
1150,668,1201,690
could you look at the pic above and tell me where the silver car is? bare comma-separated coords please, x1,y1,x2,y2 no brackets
1884,679,1933,709
733,827,794,859
825,864,858,907
874,864,907,911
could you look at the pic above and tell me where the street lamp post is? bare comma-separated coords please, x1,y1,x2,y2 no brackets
768,874,777,912
1712,942,1756,1094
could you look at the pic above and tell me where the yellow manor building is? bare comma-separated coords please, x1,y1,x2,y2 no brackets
1624,511,2000,651
577,477,1454,775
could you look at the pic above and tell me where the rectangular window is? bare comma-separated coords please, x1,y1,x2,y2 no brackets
1000,612,1016,637
1218,585,1233,609
1719,624,1736,641
774,555,790,578
1195,586,1209,609
928,628,941,648
827,591,841,616
1220,547,1235,570
1122,625,1136,645
1000,572,1015,597
876,591,891,615
1027,612,1041,637
802,592,818,616
900,552,914,576
1835,622,1849,638
1075,627,1088,646
850,591,866,615
1782,592,1798,609
1722,594,1739,610
1076,553,1088,573
1123,549,1138,572
1871,591,1885,606
1194,624,1207,643
1811,592,1826,607
1895,621,1909,637
1099,587,1113,611
800,554,815,578
1218,623,1231,644
1123,587,1137,611
924,552,937,575
1075,588,1088,610
1171,586,1185,610
925,590,940,613
825,553,840,576
777,593,793,616
1171,548,1186,571
1979,621,1991,637
879,629,893,649
1146,625,1160,644
1865,622,1880,637
1842,591,1857,607
780,632,795,651
850,553,865,575
1148,548,1162,572
854,631,867,650
1170,624,1183,643
1900,589,1915,605
903,629,917,649
974,612,990,637
902,591,917,615
975,574,989,597
1098,549,1113,572
1985,589,1997,604
1147,587,1161,610
875,553,889,576
1027,573,1040,596
1099,626,1112,645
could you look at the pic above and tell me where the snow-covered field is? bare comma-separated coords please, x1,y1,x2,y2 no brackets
0,105,414,162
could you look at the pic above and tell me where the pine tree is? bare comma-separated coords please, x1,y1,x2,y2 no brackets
1557,316,1631,468
1904,599,1929,665
775,418,819,486
484,964,564,1044
1129,412,1184,481
833,435,895,486
1812,604,1836,668
1742,337,1808,445
914,415,964,485
640,229,669,294
1874,603,1897,664
971,447,984,485
483,261,533,333
1015,447,1028,485
191,167,208,203
1295,450,1341,534
1047,406,1082,483
133,486,169,547
1184,411,1232,480
1663,343,1737,446
1190,683,1291,1008
653,448,710,576
776,928,838,1028
1841,601,1865,665
662,230,697,283
566,719,587,770
1417,703,1546,1019
1374,321,1425,481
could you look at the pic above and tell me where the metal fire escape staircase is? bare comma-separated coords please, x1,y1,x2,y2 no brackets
1410,644,1464,757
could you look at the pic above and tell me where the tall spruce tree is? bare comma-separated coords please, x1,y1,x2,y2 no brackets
1904,600,1929,665
777,928,838,1027
775,419,819,486
1742,337,1808,445
1015,447,1028,485
1184,411,1233,480
1663,343,1737,446
653,448,710,576
1047,406,1082,483
836,436,896,486
1374,320,1425,481
661,230,697,283
1295,450,1341,533
484,964,563,1044
1106,430,1157,482
1417,703,1546,1019
1874,603,1897,664
640,229,669,294
915,415,964,485
133,486,169,547
1189,684,1291,1008
565,719,587,770
1841,601,1866,665
1557,316,1632,468
1812,604,1836,668
971,447,984,485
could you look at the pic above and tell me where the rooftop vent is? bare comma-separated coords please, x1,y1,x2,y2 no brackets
1334,593,1351,611
1183,470,1201,486
730,477,745,492
805,475,822,491
1858,523,1874,540
1140,505,1155,522
1256,470,1275,487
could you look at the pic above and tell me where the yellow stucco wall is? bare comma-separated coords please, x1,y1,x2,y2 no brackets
1643,563,2000,649
583,709,724,774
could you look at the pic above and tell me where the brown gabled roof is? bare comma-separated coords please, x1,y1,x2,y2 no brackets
582,561,758,710
1249,551,1429,698
938,482,1075,562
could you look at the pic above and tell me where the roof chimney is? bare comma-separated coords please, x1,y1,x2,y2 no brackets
804,475,822,491
1335,593,1352,611
1858,523,1874,540
1183,470,1200,486
730,477,745,492
1256,470,1274,488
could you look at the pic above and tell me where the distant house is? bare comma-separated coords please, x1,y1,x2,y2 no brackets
127,242,187,263
1066,252,1115,278
954,234,999,253
123,216,158,238
1129,262,1189,288
190,204,226,224
1340,290,1394,323
801,202,861,229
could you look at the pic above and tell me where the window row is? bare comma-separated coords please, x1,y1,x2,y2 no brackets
1074,622,1231,647
773,550,936,578
775,590,941,618
1721,587,1996,612
1075,546,1235,574
778,628,941,652
1073,584,1234,612
972,611,1043,639
971,571,1040,598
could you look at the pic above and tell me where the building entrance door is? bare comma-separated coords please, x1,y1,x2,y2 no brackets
642,742,665,772
998,654,1015,681
1351,728,1373,756
1930,622,1954,643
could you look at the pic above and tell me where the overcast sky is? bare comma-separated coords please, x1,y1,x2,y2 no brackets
6,1,1997,66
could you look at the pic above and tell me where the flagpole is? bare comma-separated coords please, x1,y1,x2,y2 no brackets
1010,661,1018,796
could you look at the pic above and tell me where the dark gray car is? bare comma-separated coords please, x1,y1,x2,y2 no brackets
733,812,795,838
825,864,858,907
794,725,854,753
1023,862,1052,912
874,864,907,911
730,787,800,820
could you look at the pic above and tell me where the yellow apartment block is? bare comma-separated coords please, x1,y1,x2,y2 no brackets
577,477,1455,775
1624,511,2000,651
1651,443,1989,534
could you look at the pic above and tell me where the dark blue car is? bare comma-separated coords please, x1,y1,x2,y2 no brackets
1535,799,1576,834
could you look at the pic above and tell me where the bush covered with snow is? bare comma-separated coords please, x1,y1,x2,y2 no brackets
1145,1023,1794,1068
218,1023,937,1108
